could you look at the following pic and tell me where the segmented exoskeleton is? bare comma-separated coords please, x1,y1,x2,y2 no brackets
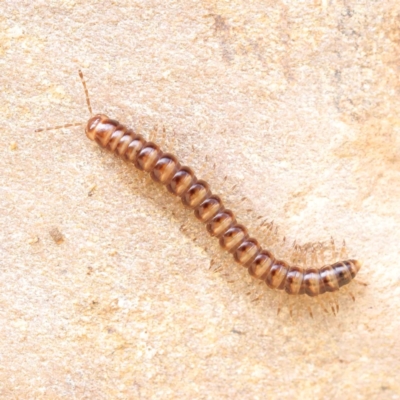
85,112,361,297
38,70,362,299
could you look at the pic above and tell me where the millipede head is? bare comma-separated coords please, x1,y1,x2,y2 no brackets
85,114,110,140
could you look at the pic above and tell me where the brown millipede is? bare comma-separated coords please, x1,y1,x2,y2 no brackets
37,71,362,303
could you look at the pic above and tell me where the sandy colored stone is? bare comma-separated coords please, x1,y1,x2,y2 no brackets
0,1,399,399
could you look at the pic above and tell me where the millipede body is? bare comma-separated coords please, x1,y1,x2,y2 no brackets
85,113,361,297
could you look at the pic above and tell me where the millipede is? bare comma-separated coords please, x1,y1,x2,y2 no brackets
37,70,362,313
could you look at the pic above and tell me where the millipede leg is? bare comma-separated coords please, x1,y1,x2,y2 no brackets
310,244,319,267
355,279,368,287
340,239,348,259
330,236,338,260
317,242,326,265
184,144,196,166
159,126,167,150
149,124,159,142
317,296,329,314
250,294,263,303
168,129,177,153
331,304,337,316
213,265,225,274
289,302,294,318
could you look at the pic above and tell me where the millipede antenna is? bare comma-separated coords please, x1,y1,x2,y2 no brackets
78,69,93,115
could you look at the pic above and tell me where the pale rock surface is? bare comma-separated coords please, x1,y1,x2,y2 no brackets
0,1,399,399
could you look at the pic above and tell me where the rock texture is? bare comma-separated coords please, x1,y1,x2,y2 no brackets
1,1,399,399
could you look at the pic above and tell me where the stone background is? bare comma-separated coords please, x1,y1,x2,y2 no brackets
1,1,399,399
